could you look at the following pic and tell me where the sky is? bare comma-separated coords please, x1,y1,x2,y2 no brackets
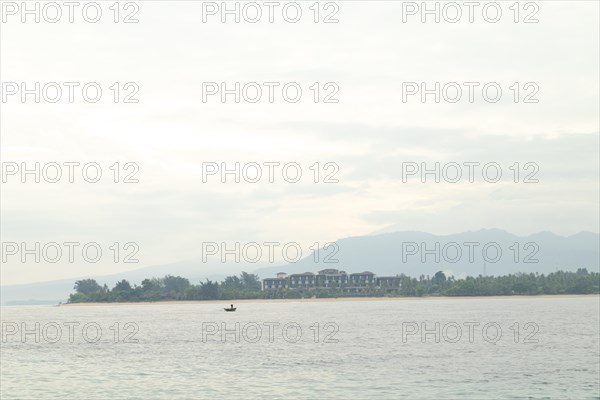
1,1,599,285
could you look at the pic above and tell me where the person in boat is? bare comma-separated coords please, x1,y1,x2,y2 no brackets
230,304,234,309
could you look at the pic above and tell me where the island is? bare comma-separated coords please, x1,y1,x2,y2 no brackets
67,268,599,303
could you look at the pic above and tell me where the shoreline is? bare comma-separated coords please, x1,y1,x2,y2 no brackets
59,293,600,307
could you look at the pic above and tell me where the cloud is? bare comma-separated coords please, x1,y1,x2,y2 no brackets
2,1,598,284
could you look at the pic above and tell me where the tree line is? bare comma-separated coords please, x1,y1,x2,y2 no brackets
68,272,262,303
68,269,599,303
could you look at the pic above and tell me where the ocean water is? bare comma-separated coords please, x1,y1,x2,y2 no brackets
1,297,599,399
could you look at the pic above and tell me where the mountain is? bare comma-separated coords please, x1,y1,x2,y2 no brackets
255,229,600,279
0,260,265,305
2,229,598,305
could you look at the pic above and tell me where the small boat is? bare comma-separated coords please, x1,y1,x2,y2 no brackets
224,304,236,312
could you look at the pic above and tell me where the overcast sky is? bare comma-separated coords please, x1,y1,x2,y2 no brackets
1,1,599,285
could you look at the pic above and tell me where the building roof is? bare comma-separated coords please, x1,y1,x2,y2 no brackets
317,269,342,274
268,270,380,279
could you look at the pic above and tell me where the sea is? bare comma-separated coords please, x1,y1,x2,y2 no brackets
1,296,599,399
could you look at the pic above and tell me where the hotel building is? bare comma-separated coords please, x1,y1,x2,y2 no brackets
262,269,401,292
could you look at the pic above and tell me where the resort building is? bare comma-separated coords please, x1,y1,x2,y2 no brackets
316,269,348,288
262,269,402,292
262,277,288,290
348,271,376,287
288,272,317,289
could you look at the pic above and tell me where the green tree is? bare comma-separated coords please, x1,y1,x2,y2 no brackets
201,279,219,299
74,279,102,295
222,275,241,289
434,271,446,285
163,275,190,294
113,279,132,292
240,272,261,290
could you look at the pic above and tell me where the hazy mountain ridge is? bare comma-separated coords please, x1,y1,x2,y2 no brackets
2,229,598,305
255,229,600,278
0,260,263,305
